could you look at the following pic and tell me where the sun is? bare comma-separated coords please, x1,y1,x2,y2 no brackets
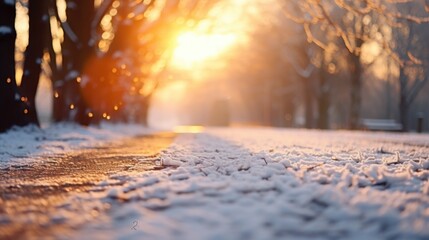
171,31,237,68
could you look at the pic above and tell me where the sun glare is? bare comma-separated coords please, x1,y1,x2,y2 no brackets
172,32,237,68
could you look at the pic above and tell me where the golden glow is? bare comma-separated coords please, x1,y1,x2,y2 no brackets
109,8,118,16
174,125,205,133
69,104,75,110
157,81,187,100
112,1,120,9
172,32,237,68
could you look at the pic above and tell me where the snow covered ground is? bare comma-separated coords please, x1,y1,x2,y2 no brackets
0,123,153,168
2,127,429,239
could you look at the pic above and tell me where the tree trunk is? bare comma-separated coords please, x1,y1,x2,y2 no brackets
303,77,313,129
139,98,150,126
317,65,330,129
349,52,362,130
284,94,295,127
53,0,94,125
0,1,28,132
20,0,50,126
399,67,409,131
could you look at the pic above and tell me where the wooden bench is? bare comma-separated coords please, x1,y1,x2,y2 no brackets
361,119,403,132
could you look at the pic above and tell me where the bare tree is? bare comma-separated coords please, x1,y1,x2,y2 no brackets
393,3,429,130
20,0,50,126
22,0,219,126
50,0,95,125
284,0,429,129
0,0,28,132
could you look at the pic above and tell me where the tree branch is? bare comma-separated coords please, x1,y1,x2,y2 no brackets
50,0,79,44
407,73,429,105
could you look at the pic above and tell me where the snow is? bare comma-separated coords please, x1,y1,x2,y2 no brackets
0,123,152,168
0,26,12,35
2,127,429,239
3,0,14,6
65,70,79,81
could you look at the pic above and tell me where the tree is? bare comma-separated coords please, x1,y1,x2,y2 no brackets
284,0,429,129
0,0,28,132
393,2,429,131
81,0,217,125
317,52,330,129
20,0,50,126
11,0,219,128
51,0,95,125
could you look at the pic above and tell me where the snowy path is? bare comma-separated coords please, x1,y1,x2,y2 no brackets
2,127,429,239
0,128,174,239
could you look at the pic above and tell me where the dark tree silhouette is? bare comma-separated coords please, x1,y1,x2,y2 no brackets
53,0,94,125
0,0,220,132
20,0,50,126
0,1,28,132
317,55,330,129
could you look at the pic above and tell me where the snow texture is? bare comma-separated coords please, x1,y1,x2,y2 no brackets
3,0,14,6
0,123,152,168
0,26,12,35
2,127,429,239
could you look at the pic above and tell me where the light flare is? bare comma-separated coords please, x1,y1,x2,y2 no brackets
172,32,237,68
174,125,205,133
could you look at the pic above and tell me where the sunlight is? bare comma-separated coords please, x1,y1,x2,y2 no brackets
171,32,237,68
173,125,205,133
148,80,189,128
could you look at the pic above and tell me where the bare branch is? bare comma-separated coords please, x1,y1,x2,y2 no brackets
407,51,423,65
50,0,79,44
281,46,316,79
90,0,115,45
303,23,330,50
407,74,429,105
316,1,354,53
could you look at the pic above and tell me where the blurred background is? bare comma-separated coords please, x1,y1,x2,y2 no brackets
10,0,429,132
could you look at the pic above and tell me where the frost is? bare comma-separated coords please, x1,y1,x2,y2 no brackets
107,188,127,200
169,173,189,181
0,26,12,35
3,0,14,6
65,70,79,81
0,123,152,167
382,152,401,165
14,93,20,101
423,181,429,195
421,159,429,170
2,128,429,239
161,157,182,167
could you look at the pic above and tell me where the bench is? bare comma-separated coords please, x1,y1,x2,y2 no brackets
361,119,403,132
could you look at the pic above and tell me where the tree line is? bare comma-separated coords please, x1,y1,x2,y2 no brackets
1,0,428,132
0,0,215,132
223,0,428,131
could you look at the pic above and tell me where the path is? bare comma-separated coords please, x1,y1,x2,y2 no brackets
0,132,175,239
1,128,429,239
